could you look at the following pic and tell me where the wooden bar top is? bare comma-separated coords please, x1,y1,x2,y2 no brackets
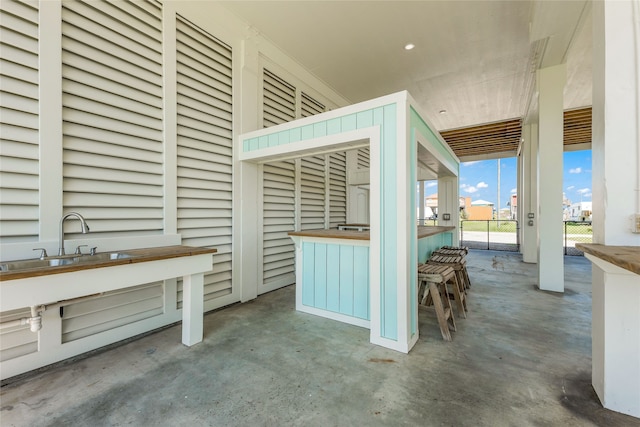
289,225,455,241
576,243,640,275
0,245,217,281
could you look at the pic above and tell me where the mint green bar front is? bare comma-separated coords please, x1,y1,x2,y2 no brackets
301,241,369,321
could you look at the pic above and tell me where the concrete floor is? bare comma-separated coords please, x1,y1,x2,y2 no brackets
1,250,639,426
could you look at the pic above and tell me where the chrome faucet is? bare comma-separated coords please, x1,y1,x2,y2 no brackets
58,212,90,256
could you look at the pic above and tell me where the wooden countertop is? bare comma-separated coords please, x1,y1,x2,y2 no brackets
0,245,217,281
289,226,455,241
576,243,640,275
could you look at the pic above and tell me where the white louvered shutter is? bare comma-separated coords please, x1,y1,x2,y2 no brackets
263,69,295,126
262,69,296,290
0,0,39,243
299,156,325,230
175,16,233,307
61,0,164,237
329,151,347,228
300,92,324,117
0,0,40,361
299,93,326,230
59,0,164,342
357,147,370,169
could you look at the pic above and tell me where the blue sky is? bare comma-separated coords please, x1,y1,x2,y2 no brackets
423,149,592,209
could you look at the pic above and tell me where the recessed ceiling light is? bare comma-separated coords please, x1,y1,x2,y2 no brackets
404,43,415,50
439,109,447,114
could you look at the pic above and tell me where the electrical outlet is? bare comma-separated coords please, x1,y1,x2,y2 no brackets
633,214,640,234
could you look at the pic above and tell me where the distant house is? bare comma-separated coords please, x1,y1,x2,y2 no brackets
563,194,572,220
569,201,592,221
509,194,517,219
466,199,494,220
424,194,469,219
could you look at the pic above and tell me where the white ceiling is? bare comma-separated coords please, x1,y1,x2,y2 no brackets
220,0,592,132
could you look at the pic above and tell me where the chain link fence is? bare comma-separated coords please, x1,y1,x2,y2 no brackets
457,220,591,255
564,221,592,255
460,220,520,252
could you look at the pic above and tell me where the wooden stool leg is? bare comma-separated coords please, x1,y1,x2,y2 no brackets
448,273,467,318
429,282,454,340
438,282,457,333
463,266,471,289
455,269,469,310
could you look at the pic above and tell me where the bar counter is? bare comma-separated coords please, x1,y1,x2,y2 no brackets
289,225,455,241
576,243,640,275
288,225,456,329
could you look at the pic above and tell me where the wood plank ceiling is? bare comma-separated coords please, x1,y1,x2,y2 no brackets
440,107,592,160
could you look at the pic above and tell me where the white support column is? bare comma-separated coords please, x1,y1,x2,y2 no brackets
521,124,538,263
39,1,63,242
418,181,425,224
235,37,261,303
590,0,640,418
536,64,566,292
438,176,460,245
516,142,523,250
592,1,640,246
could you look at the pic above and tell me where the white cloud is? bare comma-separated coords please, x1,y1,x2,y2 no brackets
461,184,478,193
569,167,582,174
462,161,480,166
477,181,488,189
577,187,590,194
425,182,437,188
510,188,517,194
567,185,575,190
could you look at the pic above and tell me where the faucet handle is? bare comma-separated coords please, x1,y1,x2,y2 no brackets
90,247,98,256
33,248,48,260
74,245,88,255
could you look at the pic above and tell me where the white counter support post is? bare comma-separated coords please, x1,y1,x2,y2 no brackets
589,0,640,418
536,65,566,291
521,124,538,263
181,272,204,346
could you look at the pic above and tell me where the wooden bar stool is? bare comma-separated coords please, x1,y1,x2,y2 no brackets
440,245,469,254
417,263,457,341
433,247,467,257
431,249,472,290
427,254,468,318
